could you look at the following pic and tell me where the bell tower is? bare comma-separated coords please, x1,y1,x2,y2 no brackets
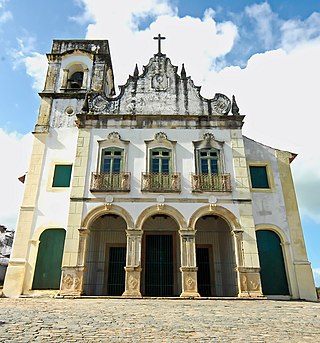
35,40,115,133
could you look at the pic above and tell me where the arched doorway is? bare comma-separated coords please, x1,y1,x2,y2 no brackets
141,214,180,297
256,230,289,295
32,229,66,289
195,215,237,296
83,214,127,296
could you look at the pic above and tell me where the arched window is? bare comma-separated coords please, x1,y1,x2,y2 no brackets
150,148,172,174
192,133,231,192
90,132,130,192
101,148,124,173
142,132,180,192
198,148,219,175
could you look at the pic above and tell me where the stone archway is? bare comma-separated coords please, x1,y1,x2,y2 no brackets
141,213,181,297
83,213,127,296
194,213,238,297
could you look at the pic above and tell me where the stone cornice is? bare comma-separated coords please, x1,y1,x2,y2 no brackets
76,112,245,129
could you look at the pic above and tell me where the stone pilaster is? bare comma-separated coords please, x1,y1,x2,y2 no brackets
231,130,263,297
82,68,89,89
3,134,47,297
123,230,143,298
238,267,263,297
60,266,84,296
179,230,200,298
276,151,317,301
61,68,68,89
60,129,91,295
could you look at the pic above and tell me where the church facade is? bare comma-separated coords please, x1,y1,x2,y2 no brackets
3,39,317,300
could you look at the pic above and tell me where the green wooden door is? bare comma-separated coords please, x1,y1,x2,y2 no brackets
256,230,289,295
32,229,66,289
145,235,173,296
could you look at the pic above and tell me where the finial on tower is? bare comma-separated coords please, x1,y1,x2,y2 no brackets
133,64,139,78
153,33,166,55
231,95,240,115
181,63,186,79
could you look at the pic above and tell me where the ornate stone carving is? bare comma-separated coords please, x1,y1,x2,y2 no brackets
88,93,119,114
107,131,121,141
63,274,73,289
203,132,215,141
212,93,231,115
238,268,263,297
185,274,195,291
92,94,107,111
152,73,168,91
128,275,138,290
60,268,84,296
154,132,167,141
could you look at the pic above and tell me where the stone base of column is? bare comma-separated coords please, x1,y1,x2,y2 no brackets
238,267,264,297
60,266,84,297
2,259,27,297
180,267,200,298
122,267,142,298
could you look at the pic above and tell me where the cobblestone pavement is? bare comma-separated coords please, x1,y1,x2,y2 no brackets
0,297,319,342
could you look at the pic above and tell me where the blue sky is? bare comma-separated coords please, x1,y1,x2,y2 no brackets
0,0,319,286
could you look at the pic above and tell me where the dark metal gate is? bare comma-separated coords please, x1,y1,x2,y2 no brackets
196,247,211,296
107,247,126,296
145,235,174,296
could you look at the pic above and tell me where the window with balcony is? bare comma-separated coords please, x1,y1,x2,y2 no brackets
142,132,180,192
90,132,130,192
192,133,231,192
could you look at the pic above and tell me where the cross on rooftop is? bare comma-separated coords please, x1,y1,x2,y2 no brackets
153,34,166,55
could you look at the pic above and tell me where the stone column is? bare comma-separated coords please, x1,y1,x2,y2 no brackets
122,230,143,298
232,229,244,295
82,68,89,89
61,68,69,89
179,230,200,298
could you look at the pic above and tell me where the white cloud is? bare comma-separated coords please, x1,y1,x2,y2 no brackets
0,0,12,24
24,53,47,91
281,12,320,50
245,2,280,49
11,36,47,91
0,129,33,229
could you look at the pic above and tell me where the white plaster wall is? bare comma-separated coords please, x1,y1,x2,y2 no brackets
243,137,291,241
50,98,83,128
33,127,78,234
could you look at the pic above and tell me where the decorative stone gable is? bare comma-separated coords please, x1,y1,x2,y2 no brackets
83,53,232,116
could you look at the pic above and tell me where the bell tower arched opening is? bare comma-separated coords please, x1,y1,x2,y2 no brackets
195,215,237,297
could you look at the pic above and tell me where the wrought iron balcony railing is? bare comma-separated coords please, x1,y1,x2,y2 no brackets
191,173,232,192
141,172,181,192
90,172,131,192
